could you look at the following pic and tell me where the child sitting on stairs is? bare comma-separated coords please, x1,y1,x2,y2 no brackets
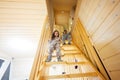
46,30,62,62
62,30,72,45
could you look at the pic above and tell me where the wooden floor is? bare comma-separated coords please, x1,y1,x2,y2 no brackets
40,44,105,80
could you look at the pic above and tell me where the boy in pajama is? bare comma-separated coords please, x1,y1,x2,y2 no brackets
62,30,71,45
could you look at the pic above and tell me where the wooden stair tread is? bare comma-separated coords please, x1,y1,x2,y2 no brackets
38,42,105,80
46,72,98,79
45,61,87,66
62,46,79,51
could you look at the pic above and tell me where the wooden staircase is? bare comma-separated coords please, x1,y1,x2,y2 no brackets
39,43,106,80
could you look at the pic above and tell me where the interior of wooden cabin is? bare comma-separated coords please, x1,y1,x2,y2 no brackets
0,0,120,80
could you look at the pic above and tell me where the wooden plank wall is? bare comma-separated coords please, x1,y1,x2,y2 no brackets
29,16,51,80
72,19,109,80
46,0,54,32
0,0,50,79
0,0,47,58
78,0,120,80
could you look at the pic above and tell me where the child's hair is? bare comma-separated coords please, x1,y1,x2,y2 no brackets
63,30,67,34
51,30,59,40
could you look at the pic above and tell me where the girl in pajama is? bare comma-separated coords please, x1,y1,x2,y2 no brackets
46,30,62,62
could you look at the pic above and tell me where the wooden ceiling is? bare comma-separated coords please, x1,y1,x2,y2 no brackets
51,0,77,26
52,0,77,11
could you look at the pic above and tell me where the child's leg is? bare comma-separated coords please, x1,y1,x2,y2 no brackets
55,43,62,61
67,34,72,44
56,47,61,58
46,46,54,62
62,35,66,44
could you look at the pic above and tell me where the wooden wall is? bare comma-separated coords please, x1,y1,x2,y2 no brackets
72,19,109,80
0,0,47,57
29,16,51,80
78,0,120,80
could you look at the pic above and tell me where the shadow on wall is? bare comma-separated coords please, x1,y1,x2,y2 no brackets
1,63,11,80
0,59,4,68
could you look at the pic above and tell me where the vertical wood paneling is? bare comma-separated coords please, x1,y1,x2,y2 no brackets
110,71,120,80
85,0,100,27
72,19,109,79
88,0,119,35
92,2,120,41
99,36,120,59
79,0,107,30
94,19,120,50
78,0,120,80
79,0,90,25
104,53,120,71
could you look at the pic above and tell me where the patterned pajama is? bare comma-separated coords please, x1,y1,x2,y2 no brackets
62,32,71,44
47,37,61,60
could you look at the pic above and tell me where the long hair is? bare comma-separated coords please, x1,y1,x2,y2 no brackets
51,30,59,40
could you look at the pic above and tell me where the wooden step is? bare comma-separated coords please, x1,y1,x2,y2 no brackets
46,72,97,79
62,45,79,51
63,50,81,54
45,61,87,66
